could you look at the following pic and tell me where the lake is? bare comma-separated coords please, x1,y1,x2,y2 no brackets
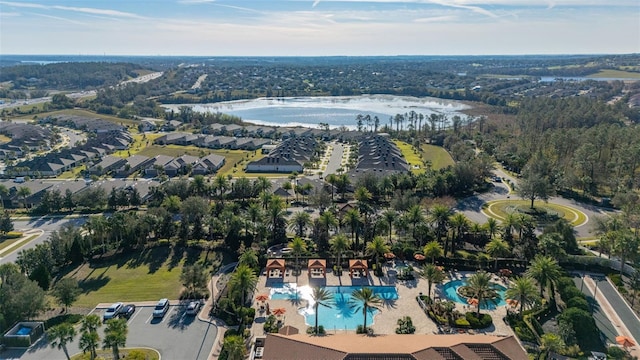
163,95,470,129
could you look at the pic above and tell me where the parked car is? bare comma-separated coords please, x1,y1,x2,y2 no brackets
118,304,136,319
152,298,170,318
103,302,123,321
186,301,201,316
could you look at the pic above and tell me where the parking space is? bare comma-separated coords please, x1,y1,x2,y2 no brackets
12,303,217,360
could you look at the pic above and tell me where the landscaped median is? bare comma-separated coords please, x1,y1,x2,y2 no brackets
482,199,588,227
71,347,160,360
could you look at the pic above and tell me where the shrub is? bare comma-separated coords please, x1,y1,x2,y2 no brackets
454,318,471,328
607,346,627,359
44,313,83,328
566,297,589,312
395,316,416,334
608,273,623,287
465,312,493,329
3,231,23,239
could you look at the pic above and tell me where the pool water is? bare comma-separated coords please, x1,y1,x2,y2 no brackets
441,279,507,310
269,284,398,330
16,327,32,336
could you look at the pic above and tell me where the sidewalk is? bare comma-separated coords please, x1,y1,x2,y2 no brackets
582,275,640,358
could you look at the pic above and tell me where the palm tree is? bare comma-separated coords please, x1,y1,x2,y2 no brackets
318,211,339,244
229,264,258,306
350,287,383,332
429,204,451,255
326,173,338,201
466,271,497,315
526,255,562,299
405,205,425,242
214,174,228,200
190,174,208,197
81,314,101,334
79,330,100,360
238,248,259,269
343,208,362,251
382,209,397,243
289,211,312,238
449,212,469,256
485,238,511,270
423,241,444,264
254,176,272,194
288,237,307,276
540,333,566,358
505,276,539,316
223,334,247,360
330,234,350,273
103,318,127,360
310,287,334,334
0,184,8,208
421,264,446,298
17,186,31,208
48,323,76,360
366,236,390,273
484,218,500,240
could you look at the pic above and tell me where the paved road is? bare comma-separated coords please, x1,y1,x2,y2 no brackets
323,142,345,177
7,303,217,360
455,168,613,238
0,216,87,265
593,276,640,345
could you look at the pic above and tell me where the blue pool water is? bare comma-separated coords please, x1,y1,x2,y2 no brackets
16,327,32,336
269,284,398,330
442,279,507,310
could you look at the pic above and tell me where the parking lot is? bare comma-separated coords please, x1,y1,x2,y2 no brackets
7,302,217,360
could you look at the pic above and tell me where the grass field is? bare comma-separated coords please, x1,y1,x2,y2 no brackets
420,144,454,170
113,133,164,158
17,109,140,128
394,140,426,174
587,69,640,79
67,247,211,307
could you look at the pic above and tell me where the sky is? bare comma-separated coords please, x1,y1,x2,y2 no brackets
0,0,638,56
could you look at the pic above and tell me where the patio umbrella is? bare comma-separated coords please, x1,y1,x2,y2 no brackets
414,254,426,261
384,252,396,260
256,294,269,302
616,336,636,348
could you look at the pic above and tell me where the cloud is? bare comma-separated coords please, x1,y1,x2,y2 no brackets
0,1,144,19
414,15,457,22
29,12,88,25
177,0,215,3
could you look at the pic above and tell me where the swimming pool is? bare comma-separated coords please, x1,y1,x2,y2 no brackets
269,284,398,330
441,279,507,310
16,326,32,336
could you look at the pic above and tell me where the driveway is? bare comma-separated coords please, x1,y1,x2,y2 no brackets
10,303,217,360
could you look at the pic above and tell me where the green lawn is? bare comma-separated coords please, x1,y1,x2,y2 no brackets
420,144,454,170
587,69,640,79
0,234,35,253
483,199,588,227
393,140,426,174
66,247,211,307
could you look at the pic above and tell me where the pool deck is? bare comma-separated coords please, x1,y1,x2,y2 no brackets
251,262,515,338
